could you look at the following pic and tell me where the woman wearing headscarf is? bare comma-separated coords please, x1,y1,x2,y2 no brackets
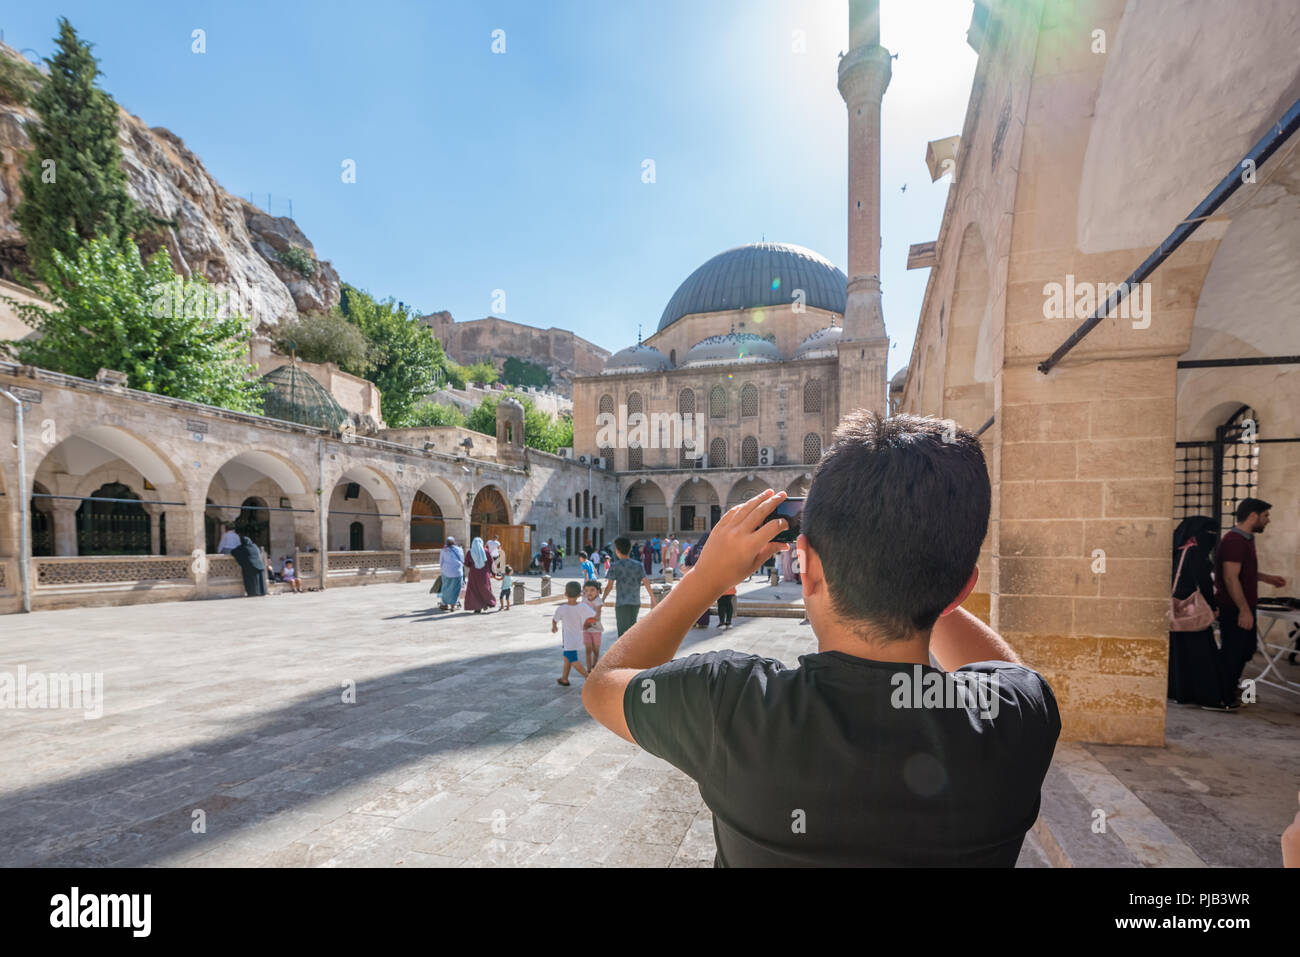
682,529,712,628
230,535,267,597
1169,515,1227,709
463,536,497,614
642,538,654,577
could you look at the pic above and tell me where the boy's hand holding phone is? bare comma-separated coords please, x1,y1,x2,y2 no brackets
692,490,789,596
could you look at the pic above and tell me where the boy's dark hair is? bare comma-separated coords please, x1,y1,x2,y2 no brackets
504,565,512,574
564,581,582,598
614,536,631,556
1235,497,1272,522
582,580,600,591
802,412,990,639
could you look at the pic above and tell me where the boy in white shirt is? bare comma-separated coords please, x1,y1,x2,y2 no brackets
552,580,593,686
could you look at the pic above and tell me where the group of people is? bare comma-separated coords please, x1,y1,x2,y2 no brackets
216,523,303,597
1169,497,1287,711
436,534,512,613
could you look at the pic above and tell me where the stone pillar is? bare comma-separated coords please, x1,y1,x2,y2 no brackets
993,358,1175,746
142,504,161,555
50,499,79,556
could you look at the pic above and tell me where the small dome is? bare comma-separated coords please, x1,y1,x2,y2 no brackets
794,325,843,359
680,332,782,368
261,364,348,430
890,368,908,390
602,343,671,375
498,396,524,411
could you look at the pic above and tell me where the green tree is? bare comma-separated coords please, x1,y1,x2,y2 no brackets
272,310,373,373
405,400,467,428
2,236,264,412
501,356,552,389
338,283,445,427
15,18,150,272
466,392,572,454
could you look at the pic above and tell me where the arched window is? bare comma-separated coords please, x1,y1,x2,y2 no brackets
679,389,695,415
710,438,727,467
669,349,677,366
76,482,149,556
741,383,758,417
599,393,614,416
803,379,822,413
628,446,643,470
803,433,822,464
742,436,758,467
710,386,727,419
599,446,614,465
583,490,590,518
411,490,445,550
627,391,643,415
349,521,365,550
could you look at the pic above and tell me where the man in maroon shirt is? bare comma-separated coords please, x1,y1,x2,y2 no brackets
1214,497,1287,708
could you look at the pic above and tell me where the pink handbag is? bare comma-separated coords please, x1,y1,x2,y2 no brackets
1170,540,1216,632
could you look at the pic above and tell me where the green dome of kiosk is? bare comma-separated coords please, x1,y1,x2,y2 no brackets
260,364,349,431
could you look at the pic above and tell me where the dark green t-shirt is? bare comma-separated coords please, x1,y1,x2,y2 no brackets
624,649,1060,866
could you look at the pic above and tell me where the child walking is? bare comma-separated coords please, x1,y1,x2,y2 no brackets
581,580,605,671
498,565,513,610
552,580,591,686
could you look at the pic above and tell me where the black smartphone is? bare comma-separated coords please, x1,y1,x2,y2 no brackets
770,497,805,543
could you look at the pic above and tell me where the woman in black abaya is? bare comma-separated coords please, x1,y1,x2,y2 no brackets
231,535,268,597
1168,516,1225,708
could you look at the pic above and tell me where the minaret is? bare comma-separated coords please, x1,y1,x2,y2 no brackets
837,0,891,416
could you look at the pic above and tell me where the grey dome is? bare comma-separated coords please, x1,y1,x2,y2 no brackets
602,343,671,375
794,324,843,359
890,368,908,390
681,332,782,368
658,242,847,332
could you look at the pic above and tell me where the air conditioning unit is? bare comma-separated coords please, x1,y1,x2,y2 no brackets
593,457,607,469
557,447,574,459
578,454,590,465
758,446,775,467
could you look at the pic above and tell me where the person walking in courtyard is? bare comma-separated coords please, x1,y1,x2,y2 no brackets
498,565,514,610
555,544,564,571
580,552,597,581
1167,516,1224,709
230,535,267,597
485,533,502,573
552,580,592,686
582,580,606,672
602,537,657,637
1215,498,1287,707
664,534,681,580
717,579,736,629
463,536,497,613
540,539,553,575
642,539,654,577
438,535,465,611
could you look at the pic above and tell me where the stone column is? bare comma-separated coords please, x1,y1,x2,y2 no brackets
50,499,80,556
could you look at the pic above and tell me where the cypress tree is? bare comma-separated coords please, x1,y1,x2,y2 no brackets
14,17,148,272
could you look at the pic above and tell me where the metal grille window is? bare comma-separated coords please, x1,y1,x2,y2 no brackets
680,445,694,468
710,438,727,466
803,432,822,464
599,446,614,465
803,379,822,414
599,394,614,416
628,446,643,470
710,386,727,419
627,392,643,415
1174,405,1261,537
679,389,695,415
741,383,758,417
742,436,758,466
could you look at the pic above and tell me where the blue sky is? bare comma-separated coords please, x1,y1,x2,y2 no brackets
4,0,977,376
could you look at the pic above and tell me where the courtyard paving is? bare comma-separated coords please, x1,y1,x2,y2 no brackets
0,579,1295,867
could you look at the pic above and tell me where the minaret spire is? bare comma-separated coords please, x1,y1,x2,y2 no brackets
836,0,891,415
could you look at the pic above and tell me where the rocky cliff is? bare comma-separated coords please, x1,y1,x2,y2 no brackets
0,41,338,331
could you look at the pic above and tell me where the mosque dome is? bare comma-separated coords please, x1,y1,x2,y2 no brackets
890,368,908,390
261,364,349,430
680,332,783,368
657,242,847,332
602,343,671,375
794,324,843,359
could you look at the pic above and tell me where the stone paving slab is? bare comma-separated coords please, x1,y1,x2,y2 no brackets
1,581,1294,866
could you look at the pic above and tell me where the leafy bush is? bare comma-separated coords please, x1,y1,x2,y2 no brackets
3,236,265,413
275,245,316,278
272,310,373,373
501,356,552,389
405,401,467,428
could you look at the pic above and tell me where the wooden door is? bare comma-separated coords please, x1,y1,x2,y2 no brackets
486,524,529,573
